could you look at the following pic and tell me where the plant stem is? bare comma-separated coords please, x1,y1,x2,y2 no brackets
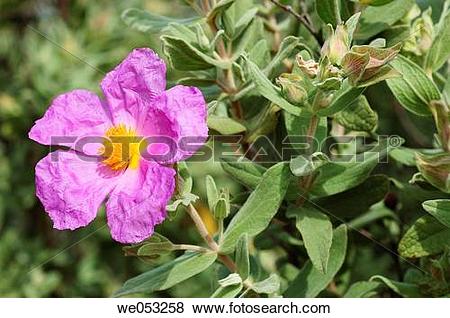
186,204,239,273
268,0,317,35
296,93,321,206
187,204,219,251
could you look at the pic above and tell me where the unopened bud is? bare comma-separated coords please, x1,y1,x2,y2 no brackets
416,152,450,193
296,54,319,78
276,73,308,105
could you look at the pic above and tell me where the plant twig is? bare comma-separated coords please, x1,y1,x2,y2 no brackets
268,0,317,35
187,204,219,251
186,204,239,274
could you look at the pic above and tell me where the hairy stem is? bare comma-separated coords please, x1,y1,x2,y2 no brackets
186,204,239,273
187,204,219,251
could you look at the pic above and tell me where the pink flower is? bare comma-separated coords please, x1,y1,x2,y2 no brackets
29,48,208,243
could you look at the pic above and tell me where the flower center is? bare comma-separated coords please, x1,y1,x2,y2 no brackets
101,124,143,171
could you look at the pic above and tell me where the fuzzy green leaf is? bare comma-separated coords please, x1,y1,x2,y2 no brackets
220,157,267,189
220,162,291,253
422,199,450,228
355,0,414,40
207,115,247,135
284,225,348,297
334,95,378,132
114,252,217,297
287,206,333,273
425,7,450,72
386,55,441,116
161,35,230,70
316,0,341,26
246,58,301,115
398,215,450,258
370,275,422,297
122,8,200,33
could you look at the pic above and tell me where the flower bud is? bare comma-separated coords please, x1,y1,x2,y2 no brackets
342,43,401,86
416,152,450,193
321,24,350,65
276,73,308,106
296,54,319,78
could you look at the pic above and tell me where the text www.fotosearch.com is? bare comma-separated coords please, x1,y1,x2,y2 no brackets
116,301,331,315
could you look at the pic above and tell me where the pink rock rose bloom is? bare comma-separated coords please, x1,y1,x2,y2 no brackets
28,48,208,243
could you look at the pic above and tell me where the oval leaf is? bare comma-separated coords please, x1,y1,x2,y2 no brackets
114,252,217,297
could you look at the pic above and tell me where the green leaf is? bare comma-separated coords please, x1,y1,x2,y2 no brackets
207,115,247,135
137,234,175,256
422,199,450,228
246,58,301,115
284,109,328,150
121,8,200,33
315,175,390,218
287,206,333,273
398,215,450,258
370,275,422,297
334,95,378,132
284,224,348,297
348,202,396,229
218,273,242,287
309,138,398,197
355,0,414,40
264,36,307,78
251,273,281,294
207,0,236,25
220,157,267,189
220,162,291,253
386,55,441,116
212,274,243,298
161,35,230,71
205,175,219,212
344,281,382,298
389,147,418,166
235,234,250,279
316,0,341,26
248,39,271,68
114,252,217,297
316,80,365,116
425,5,450,72
211,284,243,298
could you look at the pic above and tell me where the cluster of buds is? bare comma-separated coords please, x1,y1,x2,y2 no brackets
276,13,402,111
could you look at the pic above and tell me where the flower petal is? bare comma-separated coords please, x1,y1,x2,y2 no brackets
149,85,208,163
35,150,121,230
105,161,175,243
29,89,111,155
100,48,166,127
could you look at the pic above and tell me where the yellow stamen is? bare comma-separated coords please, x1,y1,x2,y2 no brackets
100,124,143,170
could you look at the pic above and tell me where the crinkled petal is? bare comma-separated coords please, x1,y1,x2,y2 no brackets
148,85,208,163
105,161,175,243
29,90,111,155
35,150,121,230
100,48,166,127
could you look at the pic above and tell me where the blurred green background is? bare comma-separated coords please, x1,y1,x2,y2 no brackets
0,0,233,297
